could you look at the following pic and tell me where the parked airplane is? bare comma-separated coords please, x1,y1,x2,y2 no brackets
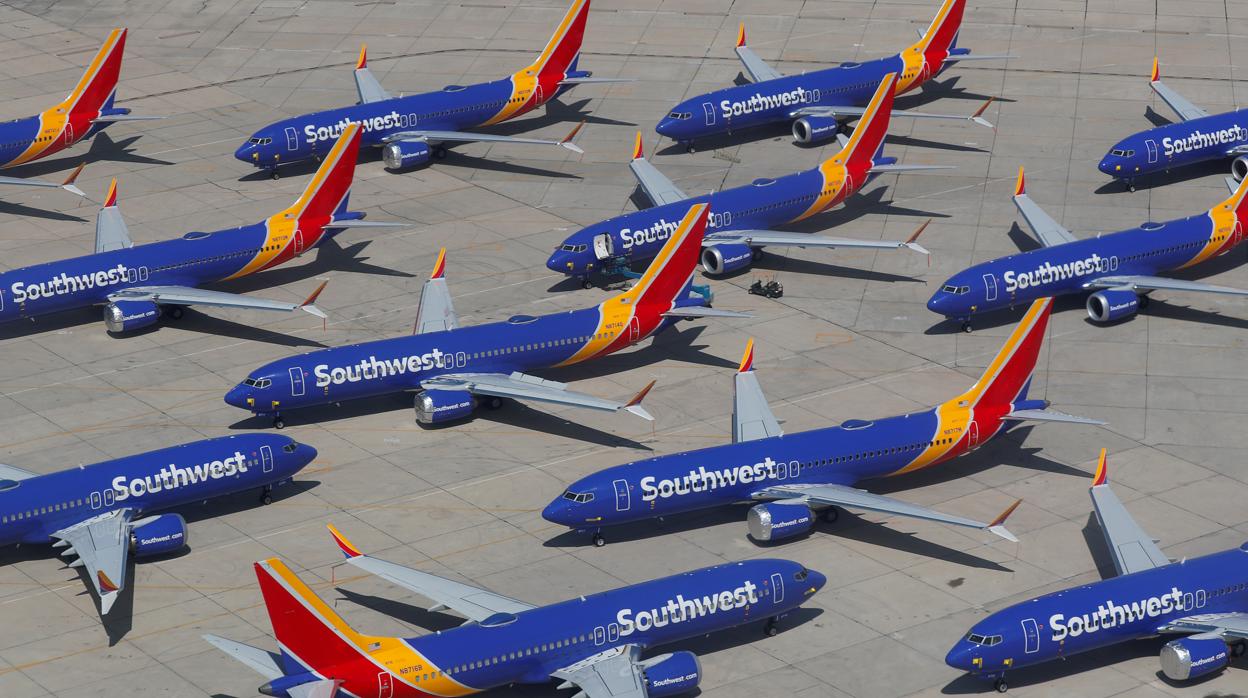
205,525,825,698
235,0,623,177
0,123,402,334
0,27,159,195
543,298,1102,547
928,167,1248,331
946,449,1248,692
653,0,999,151
547,74,936,286
225,202,745,429
0,434,315,616
1100,58,1248,190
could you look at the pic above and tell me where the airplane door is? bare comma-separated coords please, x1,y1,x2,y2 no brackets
703,102,716,126
968,420,980,448
770,573,785,605
63,123,74,145
535,84,544,105
1146,139,1158,163
289,367,306,397
377,672,393,698
593,626,606,645
261,445,274,473
983,273,998,302
612,478,630,512
592,233,614,260
90,491,102,509
1021,618,1039,654
293,227,305,255
628,317,640,341
285,127,298,152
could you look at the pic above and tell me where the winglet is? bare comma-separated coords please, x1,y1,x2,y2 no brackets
1150,56,1159,83
739,338,755,373
327,524,363,559
1092,447,1108,487
632,131,644,161
736,22,747,48
103,178,118,208
1014,165,1026,197
62,163,86,197
356,44,368,70
560,120,586,154
430,248,447,280
299,280,329,319
624,380,657,421
970,96,995,128
986,498,1022,543
904,219,932,255
97,570,119,593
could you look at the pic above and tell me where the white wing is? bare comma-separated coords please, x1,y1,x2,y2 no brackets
0,161,85,196
384,124,584,154
1090,473,1169,576
735,45,783,83
1150,78,1209,122
201,635,284,681
108,284,327,319
552,646,647,698
1087,275,1248,298
415,274,457,334
708,229,929,255
0,463,39,481
354,66,392,104
1013,183,1079,247
95,203,133,253
288,682,342,698
629,157,688,207
51,509,133,615
757,483,1019,542
1161,613,1248,640
790,104,994,128
732,343,782,443
420,372,655,421
1003,408,1106,425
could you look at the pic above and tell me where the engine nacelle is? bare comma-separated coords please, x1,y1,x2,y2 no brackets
701,244,754,276
747,501,814,542
1160,636,1229,681
1086,288,1139,323
640,651,702,698
103,300,161,333
415,389,476,424
382,141,432,170
130,514,188,558
1233,155,1248,182
791,115,841,145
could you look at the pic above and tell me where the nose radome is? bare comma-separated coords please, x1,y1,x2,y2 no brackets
546,252,568,273
926,293,947,314
233,142,253,162
655,119,674,137
224,385,249,408
807,569,827,593
944,643,972,670
540,500,567,524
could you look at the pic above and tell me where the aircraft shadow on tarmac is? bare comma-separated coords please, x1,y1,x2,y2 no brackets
5,132,172,181
541,324,739,380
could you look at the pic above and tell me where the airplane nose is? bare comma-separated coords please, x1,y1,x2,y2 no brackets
541,500,573,525
655,119,675,138
295,442,318,466
926,292,948,315
224,384,251,409
944,643,975,671
806,569,827,594
234,142,254,163
546,252,570,274
1097,158,1113,175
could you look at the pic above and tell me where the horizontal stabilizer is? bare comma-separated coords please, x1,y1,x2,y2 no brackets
1004,408,1106,425
867,164,955,174
325,218,408,229
942,54,1016,62
558,76,633,85
662,307,752,319
201,634,284,681
91,114,165,122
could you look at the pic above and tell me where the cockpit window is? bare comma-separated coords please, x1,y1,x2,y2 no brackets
561,490,594,504
965,632,1002,646
243,378,257,387
243,378,271,389
667,112,692,120
248,137,273,145
1110,149,1134,157
560,244,588,253
282,443,298,453
794,567,809,582
941,285,971,295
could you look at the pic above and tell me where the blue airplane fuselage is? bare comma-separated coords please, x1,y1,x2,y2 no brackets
946,545,1248,679
0,434,315,545
1099,109,1248,183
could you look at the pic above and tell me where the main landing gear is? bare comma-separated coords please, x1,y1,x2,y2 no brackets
820,508,839,524
432,145,448,160
166,306,184,320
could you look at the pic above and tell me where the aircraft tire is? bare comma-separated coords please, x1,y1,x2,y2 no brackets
168,306,184,320
261,492,273,505
994,678,1008,693
592,533,605,547
272,417,285,429
764,621,779,637
581,278,593,289
961,322,973,333
822,508,839,523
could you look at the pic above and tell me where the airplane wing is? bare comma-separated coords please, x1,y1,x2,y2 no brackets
202,635,284,681
1088,449,1169,576
1011,167,1079,247
628,133,688,206
383,121,585,154
709,219,931,256
661,306,752,319
108,282,329,319
353,45,392,104
756,483,1021,542
0,463,39,481
327,525,534,622
420,372,656,421
1086,275,1248,298
790,96,995,128
551,645,646,698
415,248,457,334
1161,613,1248,640
0,162,85,196
1149,58,1209,122
95,179,133,253
733,25,784,83
1003,408,1106,425
51,509,133,615
732,339,782,443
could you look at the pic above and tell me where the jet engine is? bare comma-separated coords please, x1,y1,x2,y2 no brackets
1233,155,1248,182
640,651,702,698
103,299,161,333
701,244,755,276
747,501,814,542
791,116,841,145
1086,288,1139,323
130,514,188,557
1160,635,1229,681
382,141,432,170
415,389,476,424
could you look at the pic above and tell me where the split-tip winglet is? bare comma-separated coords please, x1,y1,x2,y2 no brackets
327,523,364,559
632,131,644,161
1092,447,1108,487
356,44,368,70
62,162,86,197
299,280,330,319
986,498,1023,543
904,219,932,255
430,248,447,280
971,96,995,128
560,120,586,154
1150,56,1160,83
103,178,118,208
624,380,657,421
736,22,746,48
738,338,755,373
1014,165,1026,197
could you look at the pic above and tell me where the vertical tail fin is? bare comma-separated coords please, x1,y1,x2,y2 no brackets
1213,171,1248,224
531,0,590,78
253,558,366,675
619,202,709,308
907,0,965,63
63,28,127,116
957,297,1053,408
836,74,897,173
277,123,362,224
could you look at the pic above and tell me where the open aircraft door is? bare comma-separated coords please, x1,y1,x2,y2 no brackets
592,233,614,261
